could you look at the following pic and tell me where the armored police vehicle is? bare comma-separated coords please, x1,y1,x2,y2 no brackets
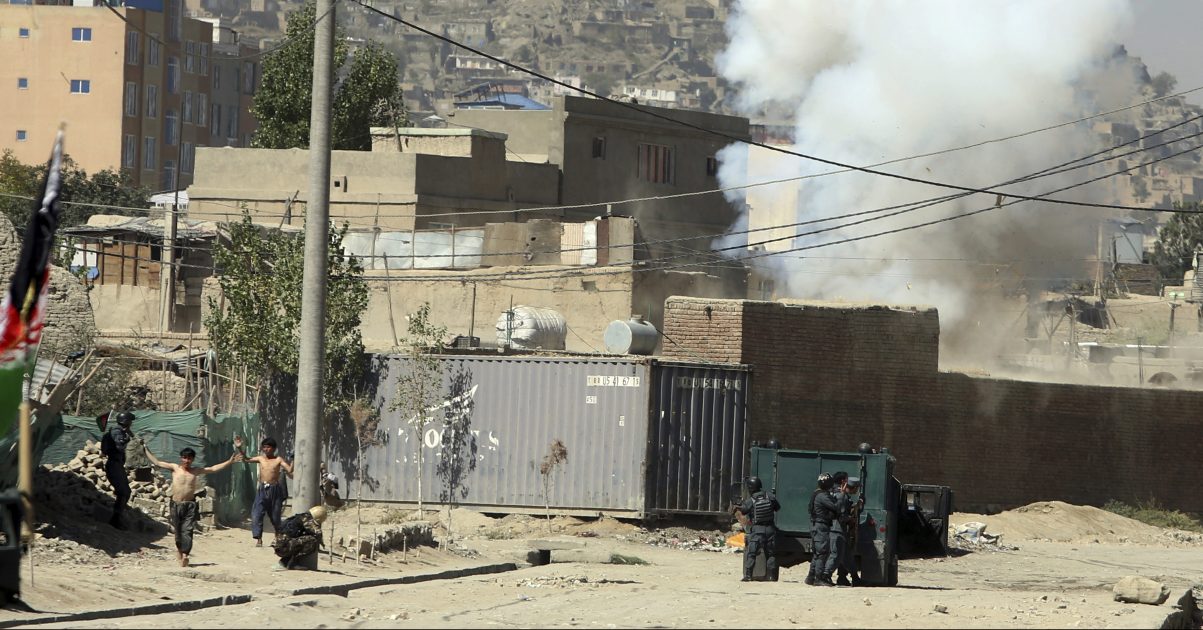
742,443,953,586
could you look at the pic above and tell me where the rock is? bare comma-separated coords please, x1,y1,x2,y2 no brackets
1112,576,1169,605
933,604,948,614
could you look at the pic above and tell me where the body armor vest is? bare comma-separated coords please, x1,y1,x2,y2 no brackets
751,493,774,525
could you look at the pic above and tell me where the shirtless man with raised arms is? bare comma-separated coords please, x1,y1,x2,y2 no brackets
144,445,240,566
234,435,294,546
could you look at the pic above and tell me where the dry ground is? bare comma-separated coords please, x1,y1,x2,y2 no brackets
0,500,1199,628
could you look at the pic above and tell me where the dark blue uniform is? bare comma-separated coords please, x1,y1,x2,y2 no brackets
738,491,780,581
101,423,132,527
808,490,839,584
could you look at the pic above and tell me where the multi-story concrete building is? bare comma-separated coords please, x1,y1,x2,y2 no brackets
0,1,253,190
449,95,751,258
199,17,259,149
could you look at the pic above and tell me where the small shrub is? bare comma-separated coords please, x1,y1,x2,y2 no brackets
483,528,515,540
1104,499,1203,532
380,508,409,525
608,553,648,565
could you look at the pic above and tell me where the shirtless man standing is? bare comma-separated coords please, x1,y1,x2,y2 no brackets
234,436,293,546
144,445,240,566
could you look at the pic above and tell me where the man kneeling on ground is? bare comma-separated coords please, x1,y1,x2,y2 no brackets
144,445,240,567
273,506,328,571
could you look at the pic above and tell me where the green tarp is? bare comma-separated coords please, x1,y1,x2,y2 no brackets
39,410,260,526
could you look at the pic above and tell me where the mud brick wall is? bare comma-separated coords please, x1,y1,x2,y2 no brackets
662,296,1203,513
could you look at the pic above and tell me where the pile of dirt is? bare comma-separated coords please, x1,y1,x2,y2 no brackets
954,501,1203,546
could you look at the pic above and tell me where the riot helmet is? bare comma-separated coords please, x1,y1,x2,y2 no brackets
115,411,135,427
817,472,834,491
746,476,763,493
858,442,873,454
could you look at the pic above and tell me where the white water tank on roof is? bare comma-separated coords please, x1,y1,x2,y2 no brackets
496,306,567,350
604,316,659,355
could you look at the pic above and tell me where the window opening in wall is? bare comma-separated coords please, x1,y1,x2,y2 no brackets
706,156,718,177
126,31,139,65
71,27,92,42
16,130,27,142
637,143,674,184
70,79,91,94
18,28,30,38
592,136,606,159
17,78,28,89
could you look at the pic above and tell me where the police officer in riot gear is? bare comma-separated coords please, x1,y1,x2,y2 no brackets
830,472,864,586
807,472,840,586
737,476,780,582
101,411,134,529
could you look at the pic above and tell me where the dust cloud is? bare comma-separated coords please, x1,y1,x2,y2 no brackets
713,1,1148,371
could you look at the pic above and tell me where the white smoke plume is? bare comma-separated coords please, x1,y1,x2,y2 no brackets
714,1,1144,366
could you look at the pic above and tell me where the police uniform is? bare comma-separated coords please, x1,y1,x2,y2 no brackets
831,478,863,585
101,416,133,528
738,488,780,581
808,488,840,584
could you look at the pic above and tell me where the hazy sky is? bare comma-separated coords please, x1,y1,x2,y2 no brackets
1123,0,1203,103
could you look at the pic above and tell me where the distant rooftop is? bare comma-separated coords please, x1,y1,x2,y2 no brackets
368,127,508,141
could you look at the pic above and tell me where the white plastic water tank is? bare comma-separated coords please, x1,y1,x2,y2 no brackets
603,317,659,355
496,306,568,350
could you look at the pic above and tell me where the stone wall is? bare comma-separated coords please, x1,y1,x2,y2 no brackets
662,296,1203,513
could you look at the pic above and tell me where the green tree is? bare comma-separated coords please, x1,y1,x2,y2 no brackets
252,2,407,151
389,302,446,513
0,149,150,231
1150,211,1203,282
204,212,369,415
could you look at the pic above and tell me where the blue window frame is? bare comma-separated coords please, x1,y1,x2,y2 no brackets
72,27,93,42
70,79,91,94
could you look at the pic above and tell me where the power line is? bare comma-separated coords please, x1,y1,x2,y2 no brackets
347,0,1203,216
39,108,1203,276
363,133,1203,282
59,121,1203,281
103,2,335,63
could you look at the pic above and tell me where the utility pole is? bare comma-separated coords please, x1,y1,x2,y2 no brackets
293,0,335,569
160,104,185,338
159,201,177,337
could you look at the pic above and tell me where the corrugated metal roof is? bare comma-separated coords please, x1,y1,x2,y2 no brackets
62,215,217,240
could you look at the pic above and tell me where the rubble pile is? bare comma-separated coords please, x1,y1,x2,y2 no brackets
27,535,119,566
514,575,619,589
38,440,215,527
621,527,739,554
335,522,435,558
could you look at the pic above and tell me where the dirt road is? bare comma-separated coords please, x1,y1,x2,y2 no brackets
5,504,1198,629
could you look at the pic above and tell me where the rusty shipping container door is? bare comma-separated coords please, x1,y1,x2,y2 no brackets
349,355,653,515
646,361,750,515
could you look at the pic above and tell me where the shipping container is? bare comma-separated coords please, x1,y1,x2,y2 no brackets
330,354,749,518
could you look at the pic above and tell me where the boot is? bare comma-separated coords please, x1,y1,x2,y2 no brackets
836,574,852,587
804,576,815,585
740,576,752,582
